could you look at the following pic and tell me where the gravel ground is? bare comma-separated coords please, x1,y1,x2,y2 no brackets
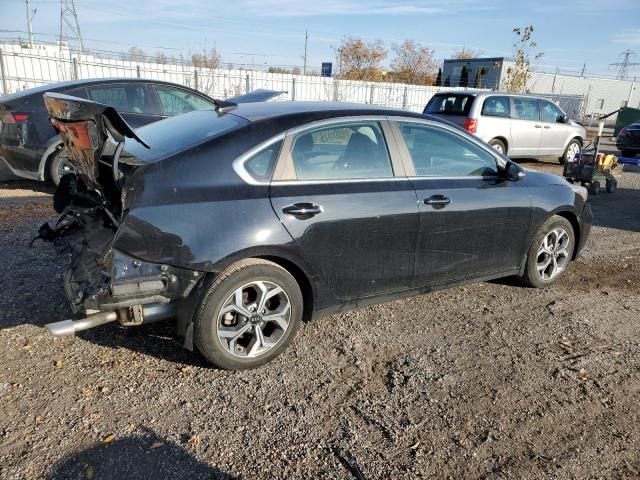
1,152,639,479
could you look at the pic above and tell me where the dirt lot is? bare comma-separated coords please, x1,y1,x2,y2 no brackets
1,155,639,479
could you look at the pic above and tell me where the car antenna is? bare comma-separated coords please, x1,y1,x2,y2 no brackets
213,99,237,112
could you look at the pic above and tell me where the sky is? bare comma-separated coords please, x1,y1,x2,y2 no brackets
1,0,640,76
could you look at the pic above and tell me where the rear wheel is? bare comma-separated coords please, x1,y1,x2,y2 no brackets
520,215,574,288
606,178,617,193
590,181,601,195
193,259,303,370
488,138,506,155
48,148,75,186
560,139,581,165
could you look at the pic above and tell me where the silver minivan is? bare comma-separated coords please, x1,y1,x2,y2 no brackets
424,91,586,164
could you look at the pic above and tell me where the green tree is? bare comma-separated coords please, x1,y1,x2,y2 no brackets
435,68,442,86
459,65,469,87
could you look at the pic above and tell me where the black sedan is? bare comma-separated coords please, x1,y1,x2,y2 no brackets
0,78,218,184
39,92,592,370
616,121,640,158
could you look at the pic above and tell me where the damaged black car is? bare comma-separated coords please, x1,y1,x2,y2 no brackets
39,92,592,370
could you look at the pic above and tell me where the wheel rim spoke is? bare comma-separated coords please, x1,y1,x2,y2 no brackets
216,280,291,359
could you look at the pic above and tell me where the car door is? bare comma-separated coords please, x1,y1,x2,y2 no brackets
509,96,543,157
269,118,419,300
151,84,217,118
389,119,531,287
86,83,161,128
539,100,570,156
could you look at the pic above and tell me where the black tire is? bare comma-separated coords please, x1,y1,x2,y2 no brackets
520,215,575,288
488,138,507,155
48,148,74,186
193,259,303,370
559,139,581,165
620,150,635,158
606,178,617,193
590,181,601,195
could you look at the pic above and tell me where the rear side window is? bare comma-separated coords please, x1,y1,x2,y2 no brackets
87,84,156,114
63,87,88,99
481,96,510,117
398,122,497,177
291,122,393,180
244,140,282,182
425,94,474,116
512,97,540,121
153,85,215,116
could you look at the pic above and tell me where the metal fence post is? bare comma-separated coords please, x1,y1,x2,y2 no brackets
245,73,250,93
72,57,79,80
402,86,408,109
291,77,296,101
194,69,199,90
136,65,141,78
369,84,375,104
0,49,7,95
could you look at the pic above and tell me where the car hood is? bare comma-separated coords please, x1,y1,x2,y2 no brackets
523,167,570,186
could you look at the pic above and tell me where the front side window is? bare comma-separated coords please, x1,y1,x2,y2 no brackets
512,97,540,121
541,100,565,123
398,122,498,177
482,96,510,117
154,86,215,116
87,84,153,114
290,122,393,180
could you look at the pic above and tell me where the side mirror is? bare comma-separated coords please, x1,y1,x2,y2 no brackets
557,114,569,123
506,162,525,181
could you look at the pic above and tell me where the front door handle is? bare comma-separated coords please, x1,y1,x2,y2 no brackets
534,124,542,128
282,202,323,217
424,195,451,207
544,125,551,129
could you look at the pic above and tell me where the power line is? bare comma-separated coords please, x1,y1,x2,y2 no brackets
610,49,640,80
59,0,84,52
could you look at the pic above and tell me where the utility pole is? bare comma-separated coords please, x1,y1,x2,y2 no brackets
580,63,586,77
610,49,640,80
25,0,33,48
303,29,308,75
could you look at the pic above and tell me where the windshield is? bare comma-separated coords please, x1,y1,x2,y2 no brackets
121,110,249,163
425,94,475,116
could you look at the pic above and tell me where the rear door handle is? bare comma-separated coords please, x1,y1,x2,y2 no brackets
282,202,323,217
535,124,542,128
424,195,451,207
544,125,551,129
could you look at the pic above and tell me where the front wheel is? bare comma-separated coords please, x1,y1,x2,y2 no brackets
560,139,581,165
193,259,303,370
520,215,575,288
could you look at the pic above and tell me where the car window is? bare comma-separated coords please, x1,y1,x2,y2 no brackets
425,94,474,116
87,84,155,114
398,122,498,177
291,122,393,180
244,140,282,182
481,96,510,117
541,100,564,123
154,85,215,116
512,97,540,121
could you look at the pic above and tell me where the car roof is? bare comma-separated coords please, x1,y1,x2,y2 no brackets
227,101,426,123
431,90,556,100
0,77,208,104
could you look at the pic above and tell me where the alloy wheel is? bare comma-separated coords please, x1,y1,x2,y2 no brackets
566,142,580,162
216,281,291,358
492,143,504,154
536,227,571,280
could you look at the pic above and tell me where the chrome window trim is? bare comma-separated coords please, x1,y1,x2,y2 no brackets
232,133,286,186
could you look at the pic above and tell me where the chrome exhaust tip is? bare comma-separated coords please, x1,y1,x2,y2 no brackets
45,311,118,337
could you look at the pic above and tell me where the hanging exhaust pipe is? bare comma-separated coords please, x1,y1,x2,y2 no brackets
45,303,177,337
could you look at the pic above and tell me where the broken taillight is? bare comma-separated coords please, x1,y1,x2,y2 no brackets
464,118,478,134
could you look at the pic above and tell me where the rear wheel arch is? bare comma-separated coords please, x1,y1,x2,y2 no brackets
489,136,508,154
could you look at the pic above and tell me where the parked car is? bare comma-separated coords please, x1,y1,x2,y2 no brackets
1,78,219,184
40,93,592,369
424,91,586,164
616,120,640,158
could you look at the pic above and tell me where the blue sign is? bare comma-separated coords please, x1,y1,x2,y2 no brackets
321,62,333,77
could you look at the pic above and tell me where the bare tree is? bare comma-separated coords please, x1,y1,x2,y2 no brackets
390,40,438,85
191,48,222,69
154,51,168,64
338,36,387,81
127,46,145,62
503,25,543,93
451,48,482,60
